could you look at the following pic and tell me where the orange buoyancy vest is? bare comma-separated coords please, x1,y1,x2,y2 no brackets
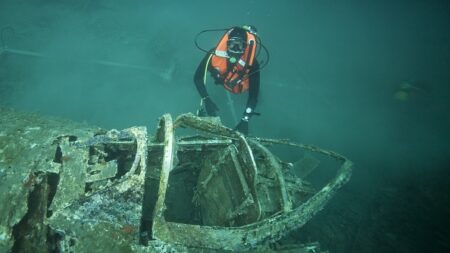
210,30,257,93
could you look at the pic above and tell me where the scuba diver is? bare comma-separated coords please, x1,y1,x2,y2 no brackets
193,25,267,135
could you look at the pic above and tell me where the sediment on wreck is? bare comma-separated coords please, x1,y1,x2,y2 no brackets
11,171,61,253
0,107,98,253
11,172,49,253
1,109,352,252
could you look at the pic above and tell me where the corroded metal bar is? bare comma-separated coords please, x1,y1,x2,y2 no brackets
152,114,175,238
249,139,292,213
151,113,353,251
151,158,352,251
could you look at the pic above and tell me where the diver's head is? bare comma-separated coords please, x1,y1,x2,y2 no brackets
227,27,247,59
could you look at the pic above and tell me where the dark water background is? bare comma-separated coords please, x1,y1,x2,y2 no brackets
1,0,449,252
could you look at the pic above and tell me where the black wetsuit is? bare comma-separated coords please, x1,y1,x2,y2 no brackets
193,52,260,116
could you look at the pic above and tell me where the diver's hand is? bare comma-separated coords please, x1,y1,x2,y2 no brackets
234,118,249,135
203,97,219,116
234,108,260,135
210,69,223,84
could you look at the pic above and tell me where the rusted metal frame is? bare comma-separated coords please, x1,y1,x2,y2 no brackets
196,148,230,193
176,139,233,149
174,113,260,207
50,139,88,211
174,113,239,139
260,184,272,206
151,114,179,241
248,139,292,213
229,145,254,203
181,113,261,186
59,127,148,197
123,127,148,178
149,139,232,149
256,176,283,208
232,134,261,223
152,113,353,250
239,159,353,244
151,139,352,251
78,139,231,152
225,145,256,222
251,137,349,162
284,179,316,195
85,160,118,183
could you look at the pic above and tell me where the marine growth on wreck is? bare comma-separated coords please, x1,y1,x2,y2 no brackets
0,108,352,253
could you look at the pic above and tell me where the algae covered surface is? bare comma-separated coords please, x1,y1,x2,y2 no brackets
0,108,350,253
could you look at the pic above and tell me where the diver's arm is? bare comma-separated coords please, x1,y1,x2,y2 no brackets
245,60,260,116
194,52,219,116
193,53,212,99
234,61,260,135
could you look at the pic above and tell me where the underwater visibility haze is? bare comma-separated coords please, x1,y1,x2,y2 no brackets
1,0,449,252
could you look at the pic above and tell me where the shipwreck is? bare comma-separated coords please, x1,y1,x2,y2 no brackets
0,107,352,252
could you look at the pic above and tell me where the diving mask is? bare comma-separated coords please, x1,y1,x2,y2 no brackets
227,37,246,54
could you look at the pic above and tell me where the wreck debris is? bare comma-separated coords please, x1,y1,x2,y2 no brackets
0,108,352,252
150,113,352,251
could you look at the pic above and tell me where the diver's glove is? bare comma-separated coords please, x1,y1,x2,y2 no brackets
202,96,219,116
234,107,260,135
234,118,249,135
210,69,223,85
